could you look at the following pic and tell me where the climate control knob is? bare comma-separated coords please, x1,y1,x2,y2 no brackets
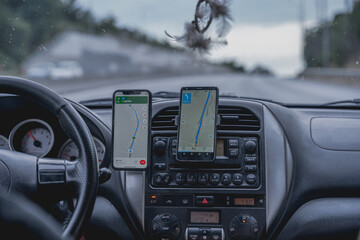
151,214,181,240
229,215,259,240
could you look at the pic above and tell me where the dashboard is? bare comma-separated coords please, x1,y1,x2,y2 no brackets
2,94,360,240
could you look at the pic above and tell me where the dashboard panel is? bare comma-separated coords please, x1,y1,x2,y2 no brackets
90,98,360,240
1,94,360,240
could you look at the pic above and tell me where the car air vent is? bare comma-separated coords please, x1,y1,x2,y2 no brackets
152,106,179,131
218,106,260,131
152,106,260,131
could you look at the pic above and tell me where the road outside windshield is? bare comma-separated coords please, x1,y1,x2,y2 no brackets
178,90,217,153
1,1,360,104
113,92,149,169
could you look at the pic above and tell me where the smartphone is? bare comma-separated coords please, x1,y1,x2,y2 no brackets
112,90,151,170
177,87,219,162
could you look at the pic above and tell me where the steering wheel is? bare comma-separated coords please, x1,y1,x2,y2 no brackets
0,192,67,240
0,76,99,239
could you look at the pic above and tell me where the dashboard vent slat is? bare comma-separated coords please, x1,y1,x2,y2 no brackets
152,106,260,131
152,106,179,131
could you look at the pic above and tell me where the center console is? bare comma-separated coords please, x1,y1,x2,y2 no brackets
145,102,266,240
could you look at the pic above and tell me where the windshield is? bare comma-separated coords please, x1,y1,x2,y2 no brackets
1,0,360,104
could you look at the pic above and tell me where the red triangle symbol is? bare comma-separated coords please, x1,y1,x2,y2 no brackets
202,198,208,204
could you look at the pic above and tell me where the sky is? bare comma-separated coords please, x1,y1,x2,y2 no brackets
76,0,352,76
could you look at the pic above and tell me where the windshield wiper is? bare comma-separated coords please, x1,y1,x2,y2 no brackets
322,98,360,107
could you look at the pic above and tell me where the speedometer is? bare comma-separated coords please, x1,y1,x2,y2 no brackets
58,137,105,163
9,119,54,157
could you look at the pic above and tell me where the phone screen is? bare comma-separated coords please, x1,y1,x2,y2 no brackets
112,90,150,169
177,87,218,162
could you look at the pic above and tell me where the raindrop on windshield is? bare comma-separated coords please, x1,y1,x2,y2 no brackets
356,61,359,65
39,44,48,51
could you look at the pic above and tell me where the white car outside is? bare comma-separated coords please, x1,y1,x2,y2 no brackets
26,62,56,79
49,61,84,80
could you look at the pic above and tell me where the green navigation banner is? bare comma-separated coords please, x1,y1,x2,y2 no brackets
115,96,148,104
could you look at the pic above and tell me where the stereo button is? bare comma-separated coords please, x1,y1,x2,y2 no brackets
209,173,220,185
233,173,243,185
228,149,239,157
175,173,186,185
228,139,239,147
187,173,197,185
245,165,257,172
221,173,232,185
246,174,257,185
244,157,257,164
245,141,257,153
198,173,209,184
154,140,166,155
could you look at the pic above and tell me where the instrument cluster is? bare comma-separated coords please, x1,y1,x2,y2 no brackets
0,118,105,163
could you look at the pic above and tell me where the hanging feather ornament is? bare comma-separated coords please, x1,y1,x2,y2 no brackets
165,0,232,53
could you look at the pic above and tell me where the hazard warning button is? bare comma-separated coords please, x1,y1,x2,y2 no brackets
196,196,215,206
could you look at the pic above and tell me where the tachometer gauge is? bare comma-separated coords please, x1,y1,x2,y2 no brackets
0,135,10,150
9,119,54,157
58,137,105,163
58,139,79,161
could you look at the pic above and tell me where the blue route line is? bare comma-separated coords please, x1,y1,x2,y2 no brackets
195,90,211,145
129,105,139,153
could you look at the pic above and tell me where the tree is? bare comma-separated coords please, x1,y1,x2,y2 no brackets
304,2,360,68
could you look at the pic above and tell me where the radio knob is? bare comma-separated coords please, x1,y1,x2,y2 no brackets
244,141,257,153
151,214,181,240
229,215,259,240
155,140,166,155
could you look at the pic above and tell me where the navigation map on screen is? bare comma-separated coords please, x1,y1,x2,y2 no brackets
178,89,217,153
113,92,149,169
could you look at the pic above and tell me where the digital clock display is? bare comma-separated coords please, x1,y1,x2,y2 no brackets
234,198,255,206
190,211,220,224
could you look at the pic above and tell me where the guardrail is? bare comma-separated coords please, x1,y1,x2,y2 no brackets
299,67,360,86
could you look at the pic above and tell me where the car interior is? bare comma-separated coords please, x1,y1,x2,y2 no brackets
1,1,360,240
0,75,360,240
